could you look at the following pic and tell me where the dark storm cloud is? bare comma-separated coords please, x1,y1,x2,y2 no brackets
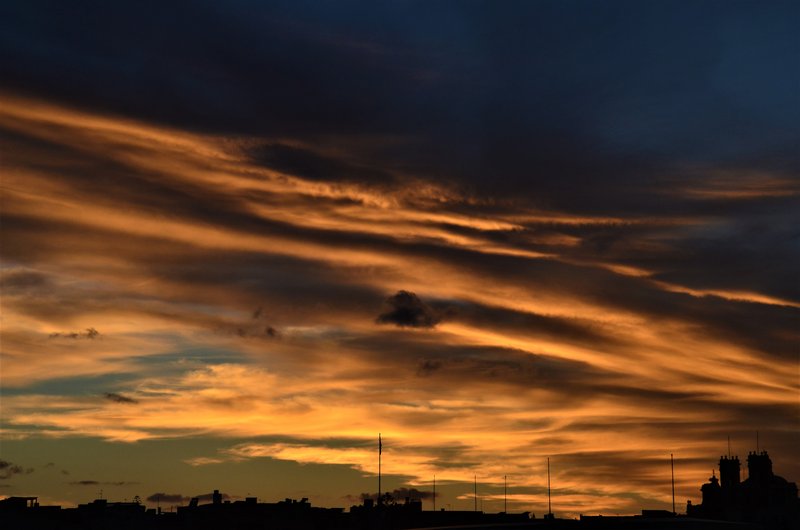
103,392,138,404
376,291,445,328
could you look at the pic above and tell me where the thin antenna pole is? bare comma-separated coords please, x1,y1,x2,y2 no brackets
671,454,676,515
433,475,436,512
547,458,552,516
504,475,507,513
474,475,477,512
378,433,382,506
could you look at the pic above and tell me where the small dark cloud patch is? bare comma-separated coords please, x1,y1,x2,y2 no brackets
103,392,138,404
353,487,436,504
0,270,49,290
146,493,188,504
416,359,442,376
49,328,100,339
376,291,445,329
234,325,280,339
0,460,33,479
43,462,55,468
70,480,137,486
226,306,280,338
144,492,231,505
387,487,436,501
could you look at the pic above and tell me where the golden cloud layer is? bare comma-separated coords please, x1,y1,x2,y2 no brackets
1,92,797,517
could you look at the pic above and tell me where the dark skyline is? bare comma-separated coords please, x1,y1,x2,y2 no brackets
2,449,797,530
1,0,798,517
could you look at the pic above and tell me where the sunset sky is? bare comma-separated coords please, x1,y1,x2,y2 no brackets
1,0,798,518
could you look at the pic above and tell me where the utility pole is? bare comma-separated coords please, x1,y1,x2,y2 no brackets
547,458,552,517
378,434,382,506
433,475,436,512
504,475,507,513
671,453,676,515
474,475,477,512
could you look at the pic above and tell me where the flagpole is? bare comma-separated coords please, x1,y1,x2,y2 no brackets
378,433,382,506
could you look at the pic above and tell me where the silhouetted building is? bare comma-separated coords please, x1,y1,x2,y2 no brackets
175,493,347,530
0,496,63,530
348,496,529,530
687,451,798,529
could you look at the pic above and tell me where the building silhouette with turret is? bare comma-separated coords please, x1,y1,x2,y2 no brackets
687,451,798,529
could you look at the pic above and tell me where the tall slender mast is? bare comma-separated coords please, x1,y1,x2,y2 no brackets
433,475,436,511
504,475,507,513
474,475,477,512
547,458,552,516
671,453,676,515
378,433,382,506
